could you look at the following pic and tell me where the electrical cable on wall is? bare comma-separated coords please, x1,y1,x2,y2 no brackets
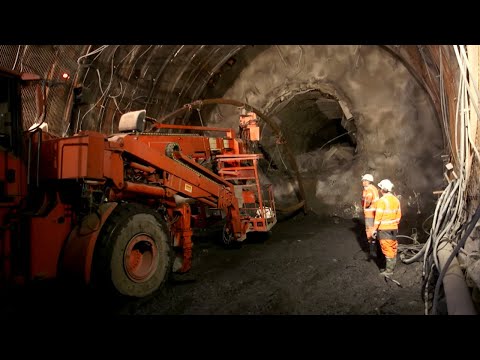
401,46,480,314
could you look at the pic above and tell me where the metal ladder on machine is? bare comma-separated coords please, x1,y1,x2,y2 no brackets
215,153,277,233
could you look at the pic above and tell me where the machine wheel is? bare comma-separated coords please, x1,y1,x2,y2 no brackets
92,203,172,298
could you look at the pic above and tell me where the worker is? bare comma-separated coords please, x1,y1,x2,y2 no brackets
372,179,402,277
361,174,379,249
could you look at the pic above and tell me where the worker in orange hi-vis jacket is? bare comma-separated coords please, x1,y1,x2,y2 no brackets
372,179,402,277
361,174,379,244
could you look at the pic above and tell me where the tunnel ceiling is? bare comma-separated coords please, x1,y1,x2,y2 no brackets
0,45,459,138
0,45,249,135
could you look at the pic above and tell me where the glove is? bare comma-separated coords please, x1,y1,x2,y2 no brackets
372,231,377,240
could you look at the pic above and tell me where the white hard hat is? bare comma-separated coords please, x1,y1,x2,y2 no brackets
378,179,394,192
361,174,374,182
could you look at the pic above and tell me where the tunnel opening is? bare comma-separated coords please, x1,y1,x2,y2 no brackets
269,90,357,168
271,90,356,154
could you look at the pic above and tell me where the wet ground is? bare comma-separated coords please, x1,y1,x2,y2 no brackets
0,213,425,316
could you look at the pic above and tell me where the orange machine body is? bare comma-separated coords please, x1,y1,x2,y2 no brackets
0,67,276,294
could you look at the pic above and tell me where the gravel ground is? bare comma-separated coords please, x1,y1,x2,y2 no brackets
0,213,425,316
127,214,424,315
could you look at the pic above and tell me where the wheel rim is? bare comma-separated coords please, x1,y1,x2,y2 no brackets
124,233,158,282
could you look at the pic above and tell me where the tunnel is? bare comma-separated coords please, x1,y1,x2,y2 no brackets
203,45,444,229
0,44,478,315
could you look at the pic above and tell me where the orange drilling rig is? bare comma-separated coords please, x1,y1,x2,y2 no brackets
0,67,276,298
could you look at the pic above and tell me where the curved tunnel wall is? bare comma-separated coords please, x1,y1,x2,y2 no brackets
206,45,445,228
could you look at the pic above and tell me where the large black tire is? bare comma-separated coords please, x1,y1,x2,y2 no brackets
92,203,172,298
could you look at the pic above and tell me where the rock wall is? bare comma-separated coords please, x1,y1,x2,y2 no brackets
207,45,445,230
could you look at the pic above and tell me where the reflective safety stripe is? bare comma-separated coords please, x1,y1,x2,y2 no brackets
375,209,400,215
380,219,399,224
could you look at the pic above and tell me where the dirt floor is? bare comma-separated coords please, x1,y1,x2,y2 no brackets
0,213,426,316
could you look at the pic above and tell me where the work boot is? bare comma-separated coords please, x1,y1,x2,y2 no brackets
380,257,396,277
